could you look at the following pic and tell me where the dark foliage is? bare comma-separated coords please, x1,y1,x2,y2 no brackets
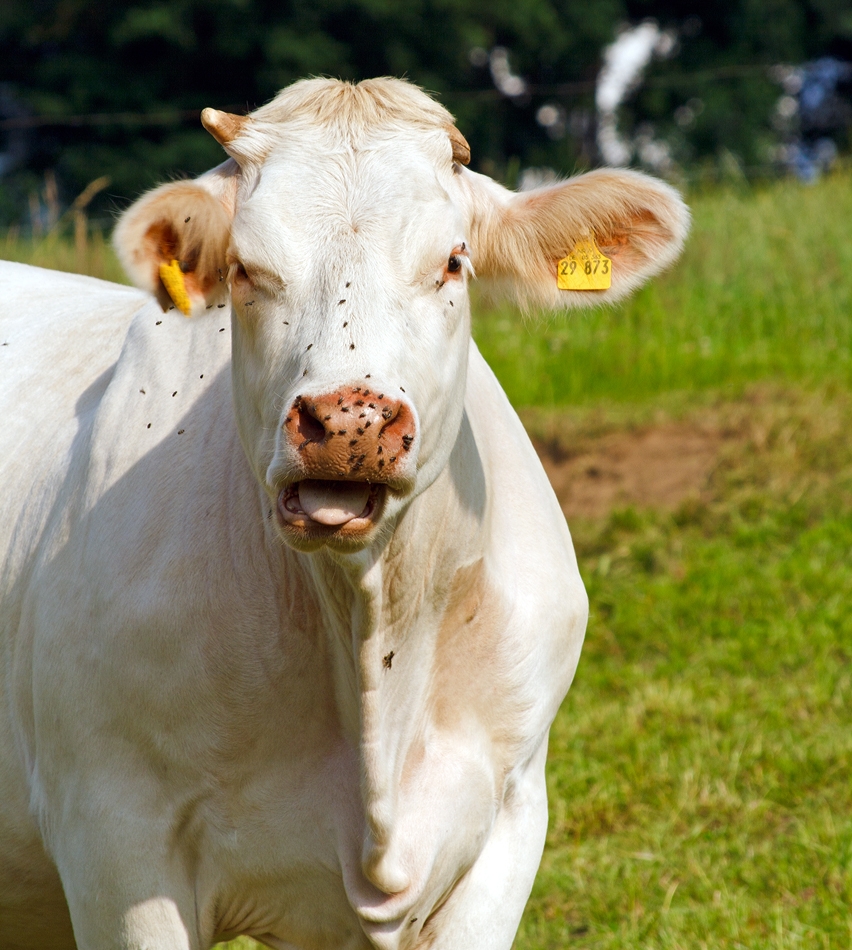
1,0,851,225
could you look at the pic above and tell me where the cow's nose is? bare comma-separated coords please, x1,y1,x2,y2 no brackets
283,386,416,480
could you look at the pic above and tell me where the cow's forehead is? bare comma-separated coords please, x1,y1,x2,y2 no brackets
230,127,464,278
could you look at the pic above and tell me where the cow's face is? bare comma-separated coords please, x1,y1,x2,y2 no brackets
115,78,689,554
225,126,474,552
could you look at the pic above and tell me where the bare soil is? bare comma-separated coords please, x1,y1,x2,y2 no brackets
534,423,726,521
529,385,852,522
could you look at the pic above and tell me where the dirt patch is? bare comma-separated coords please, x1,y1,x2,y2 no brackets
535,424,724,520
526,385,852,523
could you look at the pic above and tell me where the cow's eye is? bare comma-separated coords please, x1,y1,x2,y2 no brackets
447,255,462,273
234,262,249,281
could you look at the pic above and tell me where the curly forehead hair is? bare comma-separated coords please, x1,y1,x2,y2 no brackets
251,77,456,133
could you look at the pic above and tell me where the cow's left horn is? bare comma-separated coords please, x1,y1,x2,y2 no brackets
448,126,471,166
201,108,251,147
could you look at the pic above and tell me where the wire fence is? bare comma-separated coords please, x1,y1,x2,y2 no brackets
0,65,777,130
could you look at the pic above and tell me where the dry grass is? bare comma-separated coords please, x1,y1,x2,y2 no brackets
1,226,126,284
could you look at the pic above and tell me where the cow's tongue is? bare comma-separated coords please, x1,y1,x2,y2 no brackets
298,479,371,526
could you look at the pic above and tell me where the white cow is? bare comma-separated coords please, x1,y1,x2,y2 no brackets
0,78,688,950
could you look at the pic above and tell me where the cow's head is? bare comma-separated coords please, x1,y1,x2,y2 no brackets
114,78,688,553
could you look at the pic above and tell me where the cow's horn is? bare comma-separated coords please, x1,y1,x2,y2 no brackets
448,126,471,166
201,108,251,147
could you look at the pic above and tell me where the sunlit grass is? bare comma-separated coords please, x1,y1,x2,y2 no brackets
474,170,852,406
0,225,126,285
6,171,852,410
516,385,852,948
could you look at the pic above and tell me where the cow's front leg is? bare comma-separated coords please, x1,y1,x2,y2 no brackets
50,819,202,950
419,739,551,950
62,872,199,950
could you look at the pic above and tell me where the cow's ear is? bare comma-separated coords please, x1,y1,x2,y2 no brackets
113,167,236,317
463,168,689,310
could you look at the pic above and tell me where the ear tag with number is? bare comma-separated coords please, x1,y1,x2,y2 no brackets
158,259,192,315
557,237,612,291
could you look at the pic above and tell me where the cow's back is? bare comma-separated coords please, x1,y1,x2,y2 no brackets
0,262,146,577
0,262,145,646
0,263,145,949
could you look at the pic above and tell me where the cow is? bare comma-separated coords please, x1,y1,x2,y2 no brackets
0,78,688,950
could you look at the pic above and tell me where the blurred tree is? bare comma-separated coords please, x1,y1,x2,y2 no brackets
621,0,852,172
0,0,851,226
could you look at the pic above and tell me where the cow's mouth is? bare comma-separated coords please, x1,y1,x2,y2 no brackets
276,479,384,534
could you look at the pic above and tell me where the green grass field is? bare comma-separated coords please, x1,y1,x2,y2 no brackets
5,171,851,948
518,385,852,949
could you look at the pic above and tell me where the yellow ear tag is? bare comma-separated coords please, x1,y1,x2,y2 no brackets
557,237,611,291
158,259,192,316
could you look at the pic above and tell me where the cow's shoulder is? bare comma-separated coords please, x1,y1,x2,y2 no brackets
464,340,579,578
0,261,145,388
1,264,254,666
46,298,249,619
461,342,588,723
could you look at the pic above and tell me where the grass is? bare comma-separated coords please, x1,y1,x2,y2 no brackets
517,386,852,949
4,171,852,948
0,224,126,285
7,170,852,405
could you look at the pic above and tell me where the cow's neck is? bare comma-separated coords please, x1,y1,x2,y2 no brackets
298,409,488,851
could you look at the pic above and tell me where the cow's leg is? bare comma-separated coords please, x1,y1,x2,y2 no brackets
420,739,552,950
68,896,196,950
50,821,201,950
61,874,199,950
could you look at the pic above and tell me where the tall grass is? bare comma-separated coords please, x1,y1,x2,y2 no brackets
1,225,126,285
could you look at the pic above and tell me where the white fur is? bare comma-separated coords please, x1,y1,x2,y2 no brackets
0,78,687,950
